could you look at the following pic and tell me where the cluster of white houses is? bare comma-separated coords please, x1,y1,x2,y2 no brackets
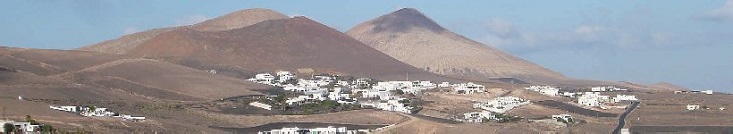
524,85,639,108
590,86,628,92
257,126,369,134
49,105,145,122
473,96,530,113
452,82,486,94
458,96,529,123
577,92,638,108
675,90,714,95
248,71,490,114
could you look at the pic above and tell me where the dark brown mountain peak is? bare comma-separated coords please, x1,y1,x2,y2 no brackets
370,8,446,33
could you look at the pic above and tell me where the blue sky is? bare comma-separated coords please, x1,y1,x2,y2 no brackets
1,1,732,92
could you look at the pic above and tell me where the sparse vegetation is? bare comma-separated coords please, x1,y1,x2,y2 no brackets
283,100,361,115
494,113,522,123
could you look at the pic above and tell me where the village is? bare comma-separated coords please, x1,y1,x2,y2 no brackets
243,70,602,130
246,71,455,114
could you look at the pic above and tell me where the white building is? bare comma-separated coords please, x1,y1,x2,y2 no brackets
254,73,275,83
438,82,451,88
613,94,638,102
361,89,393,100
373,81,412,91
80,107,115,117
675,90,714,95
454,83,486,94
258,126,360,134
120,114,146,122
525,85,560,96
473,96,529,113
412,81,436,88
687,104,700,110
249,101,273,110
276,71,296,83
561,92,577,97
590,86,627,92
361,98,413,114
50,105,78,112
462,111,495,123
552,114,573,123
286,94,327,105
578,92,610,107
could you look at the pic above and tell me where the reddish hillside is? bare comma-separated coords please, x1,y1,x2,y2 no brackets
79,8,288,54
126,17,442,80
347,8,564,83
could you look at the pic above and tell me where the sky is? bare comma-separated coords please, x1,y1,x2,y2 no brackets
1,0,732,92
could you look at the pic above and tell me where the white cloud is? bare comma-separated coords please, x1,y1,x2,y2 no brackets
575,25,607,35
484,19,518,39
123,27,140,35
698,0,733,22
174,15,209,26
289,13,305,18
478,19,676,52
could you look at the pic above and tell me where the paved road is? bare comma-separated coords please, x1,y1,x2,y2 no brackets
613,101,640,134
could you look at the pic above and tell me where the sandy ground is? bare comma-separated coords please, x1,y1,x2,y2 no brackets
627,92,733,126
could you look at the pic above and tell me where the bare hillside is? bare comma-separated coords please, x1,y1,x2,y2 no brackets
347,8,564,82
78,8,288,54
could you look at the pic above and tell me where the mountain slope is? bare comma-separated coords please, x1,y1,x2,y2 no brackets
124,16,442,80
190,8,288,31
346,8,564,82
0,47,267,101
78,8,288,54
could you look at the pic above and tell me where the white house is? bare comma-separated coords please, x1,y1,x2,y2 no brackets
412,81,436,88
613,94,638,102
50,105,78,112
462,111,495,123
454,83,486,94
258,126,360,134
374,81,412,91
337,80,350,86
578,92,610,107
254,73,275,83
561,92,577,97
361,98,413,114
361,89,393,100
276,71,296,83
591,86,627,92
80,107,115,117
438,82,451,88
552,114,573,123
687,104,700,110
249,102,273,110
286,94,327,105
525,86,560,96
121,114,146,122
473,96,529,113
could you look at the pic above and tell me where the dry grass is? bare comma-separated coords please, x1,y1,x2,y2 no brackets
193,109,408,128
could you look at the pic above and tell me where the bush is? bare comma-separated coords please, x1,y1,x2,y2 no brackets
41,124,53,133
4,123,15,134
26,115,37,125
